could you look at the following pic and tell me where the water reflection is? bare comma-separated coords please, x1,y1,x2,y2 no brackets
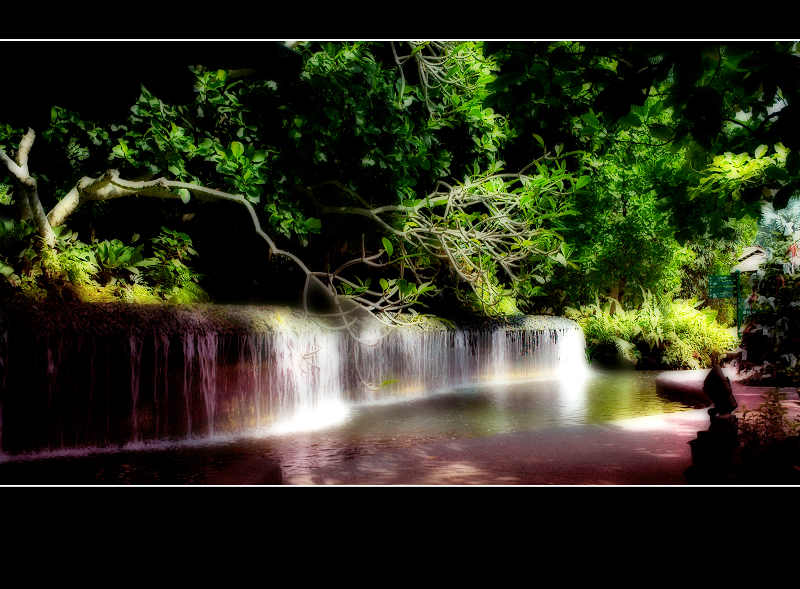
0,368,704,483
279,369,699,444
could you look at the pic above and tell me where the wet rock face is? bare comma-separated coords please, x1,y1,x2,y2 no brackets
589,342,637,369
0,303,585,456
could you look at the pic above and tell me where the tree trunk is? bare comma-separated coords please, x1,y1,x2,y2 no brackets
0,129,55,248
22,181,55,248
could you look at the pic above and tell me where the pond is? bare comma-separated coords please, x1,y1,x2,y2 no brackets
0,369,705,484
324,369,701,441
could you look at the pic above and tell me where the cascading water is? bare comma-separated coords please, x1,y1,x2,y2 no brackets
0,304,587,458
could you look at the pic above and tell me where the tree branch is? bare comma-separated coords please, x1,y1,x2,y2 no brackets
1,129,55,247
17,128,35,170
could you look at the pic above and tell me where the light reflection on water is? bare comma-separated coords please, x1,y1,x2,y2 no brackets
0,369,699,464
0,368,705,483
280,369,700,443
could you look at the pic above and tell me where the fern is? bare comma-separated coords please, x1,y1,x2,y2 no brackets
571,292,737,368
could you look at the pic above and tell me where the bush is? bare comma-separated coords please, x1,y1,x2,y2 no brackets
740,263,800,384
146,227,203,292
739,387,800,449
566,291,738,369
93,238,157,285
706,298,736,327
0,220,210,305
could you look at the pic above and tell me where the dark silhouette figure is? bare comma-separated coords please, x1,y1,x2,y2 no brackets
703,356,737,416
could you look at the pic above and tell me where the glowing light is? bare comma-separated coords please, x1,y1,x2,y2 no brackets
358,325,385,347
265,401,351,435
614,411,707,433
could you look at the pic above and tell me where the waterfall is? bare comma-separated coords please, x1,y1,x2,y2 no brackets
0,304,586,457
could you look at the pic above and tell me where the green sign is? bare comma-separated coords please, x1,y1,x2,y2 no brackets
709,274,736,299
738,291,752,325
708,271,750,337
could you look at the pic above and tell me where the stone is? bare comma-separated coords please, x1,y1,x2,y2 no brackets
703,362,737,415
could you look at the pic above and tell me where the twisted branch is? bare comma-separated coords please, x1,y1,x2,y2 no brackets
318,165,573,314
0,129,55,247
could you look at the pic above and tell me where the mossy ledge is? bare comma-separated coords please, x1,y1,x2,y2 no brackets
0,302,580,338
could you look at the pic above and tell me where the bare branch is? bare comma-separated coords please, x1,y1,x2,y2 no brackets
45,170,387,332
17,128,35,170
0,146,25,181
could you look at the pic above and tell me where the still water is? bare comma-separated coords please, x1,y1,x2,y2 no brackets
298,369,699,441
0,369,704,483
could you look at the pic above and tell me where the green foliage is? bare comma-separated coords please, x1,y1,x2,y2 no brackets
567,292,738,369
0,183,11,205
756,195,800,260
0,217,35,276
7,40,800,328
93,239,157,284
706,298,737,327
146,227,206,301
386,159,579,317
292,42,507,209
164,281,210,304
740,193,800,384
741,264,800,384
151,226,196,263
680,217,758,301
53,227,98,285
548,137,694,307
690,144,789,202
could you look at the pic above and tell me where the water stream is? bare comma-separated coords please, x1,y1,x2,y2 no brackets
0,306,587,458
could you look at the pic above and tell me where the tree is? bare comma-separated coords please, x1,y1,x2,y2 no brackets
4,40,798,328
0,42,578,328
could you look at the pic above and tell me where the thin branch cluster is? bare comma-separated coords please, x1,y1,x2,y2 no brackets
391,41,491,114
319,156,575,319
2,129,573,349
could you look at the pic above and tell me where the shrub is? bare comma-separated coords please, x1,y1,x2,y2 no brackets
53,227,98,285
93,239,157,285
165,282,210,304
146,227,204,294
740,263,800,384
706,298,736,327
566,291,738,369
738,387,800,449
740,193,800,385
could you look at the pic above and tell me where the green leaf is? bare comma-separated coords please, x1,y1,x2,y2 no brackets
230,141,244,159
177,189,191,204
381,237,393,257
649,124,673,140
754,144,768,159
305,217,322,233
